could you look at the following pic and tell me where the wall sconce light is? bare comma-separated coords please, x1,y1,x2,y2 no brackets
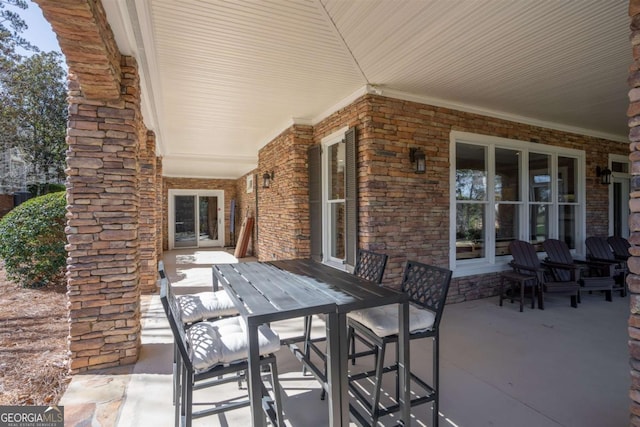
596,165,611,185
262,171,274,188
409,148,426,174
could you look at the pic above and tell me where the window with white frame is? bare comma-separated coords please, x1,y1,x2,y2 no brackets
450,132,585,276
324,136,346,263
308,126,357,270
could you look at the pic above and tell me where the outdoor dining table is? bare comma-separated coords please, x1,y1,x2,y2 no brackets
212,259,411,427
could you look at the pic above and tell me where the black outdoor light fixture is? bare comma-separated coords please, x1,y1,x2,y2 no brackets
596,165,612,185
409,147,426,174
262,171,274,188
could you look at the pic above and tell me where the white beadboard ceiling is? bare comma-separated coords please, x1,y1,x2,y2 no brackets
104,0,631,179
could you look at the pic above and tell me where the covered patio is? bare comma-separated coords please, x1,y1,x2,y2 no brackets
28,0,640,425
59,249,629,426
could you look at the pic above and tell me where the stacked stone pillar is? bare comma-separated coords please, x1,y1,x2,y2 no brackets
139,130,159,294
630,1,640,424
65,56,144,372
156,156,164,258
36,0,159,372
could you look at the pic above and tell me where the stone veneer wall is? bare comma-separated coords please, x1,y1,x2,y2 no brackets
257,94,627,300
257,125,314,260
64,56,144,372
36,0,121,100
628,1,640,424
162,177,237,250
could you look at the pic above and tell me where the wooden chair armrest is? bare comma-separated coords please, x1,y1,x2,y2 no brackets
586,255,619,265
508,261,544,274
541,260,580,271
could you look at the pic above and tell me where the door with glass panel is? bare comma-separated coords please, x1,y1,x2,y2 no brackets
174,195,197,248
169,190,224,249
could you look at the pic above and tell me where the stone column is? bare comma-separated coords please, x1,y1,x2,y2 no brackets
630,1,640,424
65,56,143,372
139,131,159,294
36,0,150,372
156,157,164,258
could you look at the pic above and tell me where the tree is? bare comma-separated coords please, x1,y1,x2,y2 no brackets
0,0,37,54
0,1,67,194
4,51,68,188
0,0,33,154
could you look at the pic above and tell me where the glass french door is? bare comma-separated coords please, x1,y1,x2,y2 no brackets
169,190,224,249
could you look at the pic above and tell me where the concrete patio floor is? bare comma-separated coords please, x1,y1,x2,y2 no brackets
60,249,630,426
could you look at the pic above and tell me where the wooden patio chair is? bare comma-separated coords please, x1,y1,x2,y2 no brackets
160,277,284,427
543,239,612,302
509,240,579,309
585,236,627,297
608,235,630,262
346,260,452,427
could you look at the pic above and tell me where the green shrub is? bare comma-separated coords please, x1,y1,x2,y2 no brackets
0,191,67,288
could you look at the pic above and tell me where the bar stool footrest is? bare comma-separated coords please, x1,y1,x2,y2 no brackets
348,364,436,421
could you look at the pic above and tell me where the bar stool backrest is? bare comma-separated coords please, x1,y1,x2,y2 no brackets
401,260,452,332
353,249,388,284
160,277,195,372
158,260,167,279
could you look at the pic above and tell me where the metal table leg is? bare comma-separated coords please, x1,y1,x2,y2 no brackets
326,311,348,427
248,321,266,427
398,301,410,425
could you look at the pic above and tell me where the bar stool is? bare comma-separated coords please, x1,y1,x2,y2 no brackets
347,261,452,426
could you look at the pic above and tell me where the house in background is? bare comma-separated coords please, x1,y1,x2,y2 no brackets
0,147,30,218
0,145,68,217
0,147,28,195
32,0,640,421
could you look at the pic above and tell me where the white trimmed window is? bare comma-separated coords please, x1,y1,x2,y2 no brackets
450,132,586,277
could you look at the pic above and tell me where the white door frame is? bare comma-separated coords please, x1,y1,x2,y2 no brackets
168,189,225,249
608,154,630,238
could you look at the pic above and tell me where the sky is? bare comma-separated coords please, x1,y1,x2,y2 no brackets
16,1,62,54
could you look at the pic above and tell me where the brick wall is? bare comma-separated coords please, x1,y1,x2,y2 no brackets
162,177,237,250
257,94,627,299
